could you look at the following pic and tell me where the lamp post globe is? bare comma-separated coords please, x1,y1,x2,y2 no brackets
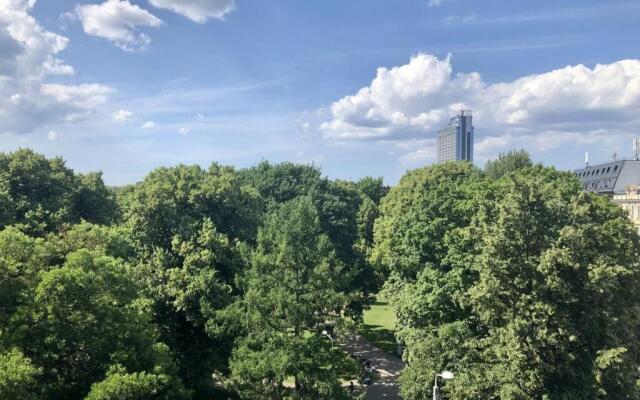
433,371,454,400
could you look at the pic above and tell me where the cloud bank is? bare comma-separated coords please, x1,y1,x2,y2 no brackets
74,0,162,51
148,0,235,23
320,53,640,164
0,0,113,135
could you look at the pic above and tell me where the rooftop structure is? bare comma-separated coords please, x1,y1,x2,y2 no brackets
573,159,640,194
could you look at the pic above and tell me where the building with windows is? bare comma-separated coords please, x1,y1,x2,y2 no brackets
437,110,474,163
574,159,640,233
613,185,640,234
573,160,640,194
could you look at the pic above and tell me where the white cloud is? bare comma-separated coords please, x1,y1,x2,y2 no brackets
178,126,190,135
0,0,114,134
148,0,235,23
320,53,640,162
141,120,157,129
47,130,60,141
428,0,451,7
74,0,162,51
113,109,134,122
443,13,476,25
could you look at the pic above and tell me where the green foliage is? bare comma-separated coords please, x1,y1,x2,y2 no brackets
85,365,191,400
372,161,486,281
0,149,117,235
124,163,262,254
354,176,387,204
0,227,48,329
484,149,534,179
8,250,164,399
0,348,41,400
121,163,261,393
230,197,355,399
239,162,376,315
377,164,640,399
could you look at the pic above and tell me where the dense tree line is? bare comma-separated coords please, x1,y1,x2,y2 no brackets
0,150,383,399
2,148,639,399
374,152,640,399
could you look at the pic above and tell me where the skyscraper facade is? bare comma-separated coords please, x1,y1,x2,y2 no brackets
437,110,474,163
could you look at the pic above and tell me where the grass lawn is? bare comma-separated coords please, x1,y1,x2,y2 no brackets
358,296,398,356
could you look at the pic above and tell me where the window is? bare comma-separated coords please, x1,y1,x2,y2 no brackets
614,166,619,172
607,167,611,173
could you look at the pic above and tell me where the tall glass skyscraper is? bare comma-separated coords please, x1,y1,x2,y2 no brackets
436,110,474,163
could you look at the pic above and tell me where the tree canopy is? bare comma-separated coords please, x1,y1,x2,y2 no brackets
374,163,640,399
3,149,640,399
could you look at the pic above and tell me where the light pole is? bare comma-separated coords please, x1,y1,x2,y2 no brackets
433,371,454,400
321,329,334,350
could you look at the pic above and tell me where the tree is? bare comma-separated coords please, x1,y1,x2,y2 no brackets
8,250,169,399
0,348,41,400
230,197,355,399
124,163,261,255
390,166,640,399
122,164,260,395
484,149,534,180
74,172,119,225
239,162,375,315
85,365,190,400
0,227,48,330
137,220,246,392
0,149,118,235
372,161,487,281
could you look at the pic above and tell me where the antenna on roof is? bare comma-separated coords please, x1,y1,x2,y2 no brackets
585,152,589,167
634,138,640,160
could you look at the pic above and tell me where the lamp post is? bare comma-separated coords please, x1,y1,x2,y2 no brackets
321,329,334,350
433,371,454,400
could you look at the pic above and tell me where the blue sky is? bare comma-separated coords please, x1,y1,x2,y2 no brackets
1,0,639,185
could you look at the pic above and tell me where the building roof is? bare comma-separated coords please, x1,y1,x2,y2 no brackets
573,160,640,194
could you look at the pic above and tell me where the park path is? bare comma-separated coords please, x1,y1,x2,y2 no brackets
340,332,405,400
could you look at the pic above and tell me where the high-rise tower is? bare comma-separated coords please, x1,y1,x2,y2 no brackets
436,110,474,163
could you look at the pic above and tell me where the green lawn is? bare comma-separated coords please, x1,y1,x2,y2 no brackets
358,296,398,356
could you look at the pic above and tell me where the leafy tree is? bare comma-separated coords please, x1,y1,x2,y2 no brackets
138,220,246,392
354,176,387,204
121,163,261,394
0,348,41,400
124,163,261,254
0,227,48,330
239,162,375,314
230,197,355,399
8,250,167,399
85,365,190,400
484,149,534,179
372,161,486,281
74,172,119,225
0,149,118,235
387,166,640,399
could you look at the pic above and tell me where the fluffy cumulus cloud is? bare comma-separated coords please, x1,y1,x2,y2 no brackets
320,53,640,163
113,109,134,122
0,0,114,134
74,0,162,51
148,0,235,23
141,120,157,129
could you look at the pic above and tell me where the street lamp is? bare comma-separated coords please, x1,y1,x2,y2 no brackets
321,330,334,350
433,371,454,400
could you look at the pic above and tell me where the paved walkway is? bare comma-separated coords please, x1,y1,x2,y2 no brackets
340,332,405,400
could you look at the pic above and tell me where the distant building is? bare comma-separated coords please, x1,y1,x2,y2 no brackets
437,110,474,163
573,160,640,194
613,185,640,234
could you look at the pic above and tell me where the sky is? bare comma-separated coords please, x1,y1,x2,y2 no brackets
1,0,639,185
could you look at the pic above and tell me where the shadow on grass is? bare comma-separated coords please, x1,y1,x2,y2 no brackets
357,323,397,356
